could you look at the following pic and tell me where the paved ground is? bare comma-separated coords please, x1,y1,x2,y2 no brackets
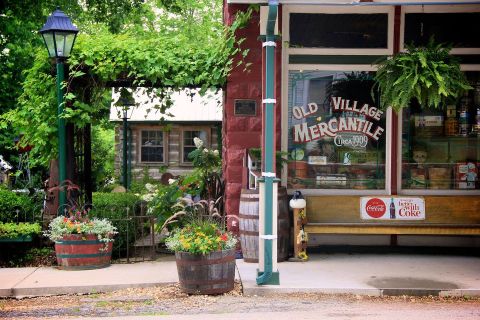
1,251,479,298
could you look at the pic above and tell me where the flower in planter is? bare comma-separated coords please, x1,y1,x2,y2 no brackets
162,197,237,295
44,207,117,244
163,197,237,255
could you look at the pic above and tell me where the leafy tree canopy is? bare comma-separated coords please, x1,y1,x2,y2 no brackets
1,0,251,167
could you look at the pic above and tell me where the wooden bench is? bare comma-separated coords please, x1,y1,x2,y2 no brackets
303,195,480,237
305,223,480,236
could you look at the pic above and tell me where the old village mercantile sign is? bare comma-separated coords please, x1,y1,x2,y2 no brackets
292,97,385,143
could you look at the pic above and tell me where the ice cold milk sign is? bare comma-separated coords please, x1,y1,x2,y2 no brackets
360,197,425,220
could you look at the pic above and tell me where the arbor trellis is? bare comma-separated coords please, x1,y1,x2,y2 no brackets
2,6,252,208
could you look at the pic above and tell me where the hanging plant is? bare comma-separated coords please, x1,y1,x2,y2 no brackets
373,39,472,112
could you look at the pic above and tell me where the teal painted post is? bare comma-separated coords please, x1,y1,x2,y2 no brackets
122,115,128,190
56,60,66,210
256,1,279,285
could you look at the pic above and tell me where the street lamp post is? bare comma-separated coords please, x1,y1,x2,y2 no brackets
40,8,78,211
115,88,135,190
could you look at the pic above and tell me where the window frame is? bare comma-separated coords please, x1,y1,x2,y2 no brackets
400,5,480,55
397,4,480,195
283,5,395,56
138,128,167,164
282,5,394,196
180,128,210,166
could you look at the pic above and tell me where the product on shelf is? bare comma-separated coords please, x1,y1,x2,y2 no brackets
455,162,479,189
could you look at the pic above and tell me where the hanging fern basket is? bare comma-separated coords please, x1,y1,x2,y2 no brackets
373,40,472,112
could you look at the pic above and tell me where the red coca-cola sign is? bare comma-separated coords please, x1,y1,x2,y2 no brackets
365,198,386,218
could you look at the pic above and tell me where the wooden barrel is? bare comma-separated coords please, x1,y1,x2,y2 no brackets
239,187,290,263
55,234,113,270
175,249,236,295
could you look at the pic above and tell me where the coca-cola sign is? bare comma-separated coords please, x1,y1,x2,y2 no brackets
364,198,386,218
360,197,425,220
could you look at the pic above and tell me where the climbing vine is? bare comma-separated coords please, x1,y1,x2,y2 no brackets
1,4,253,166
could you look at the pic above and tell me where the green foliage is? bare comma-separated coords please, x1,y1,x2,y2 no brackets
373,39,472,112
164,198,236,254
91,123,115,191
0,246,56,268
0,222,41,239
90,192,142,254
1,0,252,168
0,189,37,222
148,182,183,228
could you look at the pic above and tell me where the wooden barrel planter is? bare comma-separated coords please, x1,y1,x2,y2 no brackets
239,187,290,263
175,249,236,295
55,234,113,270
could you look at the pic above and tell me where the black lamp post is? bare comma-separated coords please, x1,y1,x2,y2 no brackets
40,8,78,211
115,88,135,190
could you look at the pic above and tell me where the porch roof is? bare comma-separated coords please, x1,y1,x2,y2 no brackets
109,88,222,123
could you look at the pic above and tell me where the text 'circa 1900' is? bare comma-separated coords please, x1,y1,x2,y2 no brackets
292,97,385,143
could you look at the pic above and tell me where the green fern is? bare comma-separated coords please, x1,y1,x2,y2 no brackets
373,39,472,112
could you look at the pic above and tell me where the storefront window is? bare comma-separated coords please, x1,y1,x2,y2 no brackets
290,13,388,48
401,72,480,190
287,70,387,190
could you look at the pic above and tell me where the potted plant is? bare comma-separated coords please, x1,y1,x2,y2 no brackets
163,197,237,295
44,207,117,270
373,38,472,112
0,222,41,242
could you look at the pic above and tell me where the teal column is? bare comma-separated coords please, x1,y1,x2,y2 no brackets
122,115,128,190
56,59,66,211
256,0,279,285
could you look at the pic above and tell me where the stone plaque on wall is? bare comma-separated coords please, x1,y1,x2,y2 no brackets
234,99,256,116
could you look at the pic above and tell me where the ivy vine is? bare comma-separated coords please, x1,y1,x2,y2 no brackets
1,6,253,167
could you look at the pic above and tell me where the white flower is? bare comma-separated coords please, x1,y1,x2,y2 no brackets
203,148,209,153
145,183,156,192
213,150,219,156
168,179,176,185
193,137,204,149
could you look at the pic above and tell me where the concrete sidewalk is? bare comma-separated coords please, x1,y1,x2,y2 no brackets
1,253,479,298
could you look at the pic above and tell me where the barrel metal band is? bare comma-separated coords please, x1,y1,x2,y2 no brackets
262,172,276,177
260,235,277,240
262,99,276,104
262,41,277,47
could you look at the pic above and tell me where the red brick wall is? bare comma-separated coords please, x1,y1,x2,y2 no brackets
223,3,283,234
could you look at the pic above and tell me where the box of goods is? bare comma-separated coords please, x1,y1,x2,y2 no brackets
428,167,451,189
337,151,380,165
414,115,444,137
316,174,347,188
455,162,479,189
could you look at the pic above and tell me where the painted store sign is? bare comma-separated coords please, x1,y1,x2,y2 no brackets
292,96,385,144
360,197,425,220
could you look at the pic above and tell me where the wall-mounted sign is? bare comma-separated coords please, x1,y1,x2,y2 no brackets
234,99,257,116
292,97,385,143
360,197,425,220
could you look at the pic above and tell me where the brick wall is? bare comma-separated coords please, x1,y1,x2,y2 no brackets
223,3,283,234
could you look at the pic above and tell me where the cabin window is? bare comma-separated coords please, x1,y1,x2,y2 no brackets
140,130,165,163
182,130,208,163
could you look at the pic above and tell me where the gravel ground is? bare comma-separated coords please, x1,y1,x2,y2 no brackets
1,282,479,320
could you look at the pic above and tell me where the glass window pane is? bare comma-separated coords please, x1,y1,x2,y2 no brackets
287,70,386,190
141,131,164,162
404,13,480,48
183,130,207,163
401,72,480,190
41,33,56,57
290,13,388,48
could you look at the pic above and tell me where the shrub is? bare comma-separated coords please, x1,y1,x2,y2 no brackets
0,222,41,239
90,192,142,256
0,188,37,222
